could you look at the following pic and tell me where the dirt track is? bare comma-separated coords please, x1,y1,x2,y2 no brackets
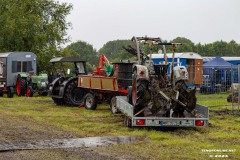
0,113,145,160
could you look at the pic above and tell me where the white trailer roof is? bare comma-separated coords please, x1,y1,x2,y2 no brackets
151,52,203,59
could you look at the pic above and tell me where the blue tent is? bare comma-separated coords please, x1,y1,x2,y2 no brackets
203,56,232,68
201,56,234,93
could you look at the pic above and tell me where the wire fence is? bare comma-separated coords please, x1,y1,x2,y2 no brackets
185,64,240,112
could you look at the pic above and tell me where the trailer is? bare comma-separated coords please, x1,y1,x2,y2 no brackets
111,96,209,127
110,36,210,127
0,52,49,97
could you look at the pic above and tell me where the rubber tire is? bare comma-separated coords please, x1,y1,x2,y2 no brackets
132,78,147,117
7,87,14,98
26,87,34,97
0,91,3,97
110,97,120,114
84,93,97,110
64,80,85,106
52,97,64,105
16,79,26,96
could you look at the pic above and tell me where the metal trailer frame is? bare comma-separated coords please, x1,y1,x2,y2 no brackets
0,52,36,93
116,96,209,127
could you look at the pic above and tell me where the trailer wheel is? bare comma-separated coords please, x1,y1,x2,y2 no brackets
124,115,132,127
65,80,85,106
16,79,26,96
110,97,120,114
26,87,34,97
7,87,14,98
84,93,97,110
52,97,64,105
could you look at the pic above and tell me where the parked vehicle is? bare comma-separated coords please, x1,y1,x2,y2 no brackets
0,52,49,97
78,54,134,109
110,36,209,127
48,57,88,106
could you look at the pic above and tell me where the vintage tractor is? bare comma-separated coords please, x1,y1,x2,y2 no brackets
48,57,88,106
124,36,197,117
15,71,49,97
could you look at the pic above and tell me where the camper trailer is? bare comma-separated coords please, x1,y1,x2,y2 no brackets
0,52,37,97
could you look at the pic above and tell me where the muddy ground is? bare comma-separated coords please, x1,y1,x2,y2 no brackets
0,113,146,160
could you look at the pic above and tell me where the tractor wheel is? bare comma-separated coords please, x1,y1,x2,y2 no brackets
52,97,64,105
26,87,34,97
84,93,97,110
0,91,3,97
110,97,120,114
16,79,26,96
7,87,14,98
64,80,85,106
132,76,148,117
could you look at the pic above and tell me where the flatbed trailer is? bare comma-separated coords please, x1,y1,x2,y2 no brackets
113,96,209,127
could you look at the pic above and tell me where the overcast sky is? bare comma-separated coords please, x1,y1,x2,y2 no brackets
57,0,240,50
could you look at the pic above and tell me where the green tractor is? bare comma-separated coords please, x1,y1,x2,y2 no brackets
16,72,49,97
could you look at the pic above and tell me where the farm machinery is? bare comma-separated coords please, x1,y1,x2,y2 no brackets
48,57,89,106
48,55,134,107
15,72,48,97
78,54,133,109
110,36,209,127
0,52,48,97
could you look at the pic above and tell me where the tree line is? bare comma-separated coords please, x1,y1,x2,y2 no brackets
0,0,239,73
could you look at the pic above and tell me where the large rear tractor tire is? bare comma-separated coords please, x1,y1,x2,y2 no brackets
84,93,97,110
64,80,85,106
132,76,148,117
16,79,26,96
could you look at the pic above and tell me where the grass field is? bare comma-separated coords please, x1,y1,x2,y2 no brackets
0,94,240,159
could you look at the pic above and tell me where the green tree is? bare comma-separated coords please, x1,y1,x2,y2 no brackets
65,41,98,64
170,37,195,53
65,41,98,72
98,40,134,61
0,0,72,71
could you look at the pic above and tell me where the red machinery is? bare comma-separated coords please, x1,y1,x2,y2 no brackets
78,54,135,110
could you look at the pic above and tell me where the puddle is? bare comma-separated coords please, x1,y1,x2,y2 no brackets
0,136,147,151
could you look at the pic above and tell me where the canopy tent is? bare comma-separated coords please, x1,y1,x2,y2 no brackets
201,56,234,92
203,56,232,69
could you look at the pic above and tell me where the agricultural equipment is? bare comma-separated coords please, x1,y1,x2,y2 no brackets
0,52,48,97
48,57,88,106
110,36,209,127
25,72,49,97
78,54,134,109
